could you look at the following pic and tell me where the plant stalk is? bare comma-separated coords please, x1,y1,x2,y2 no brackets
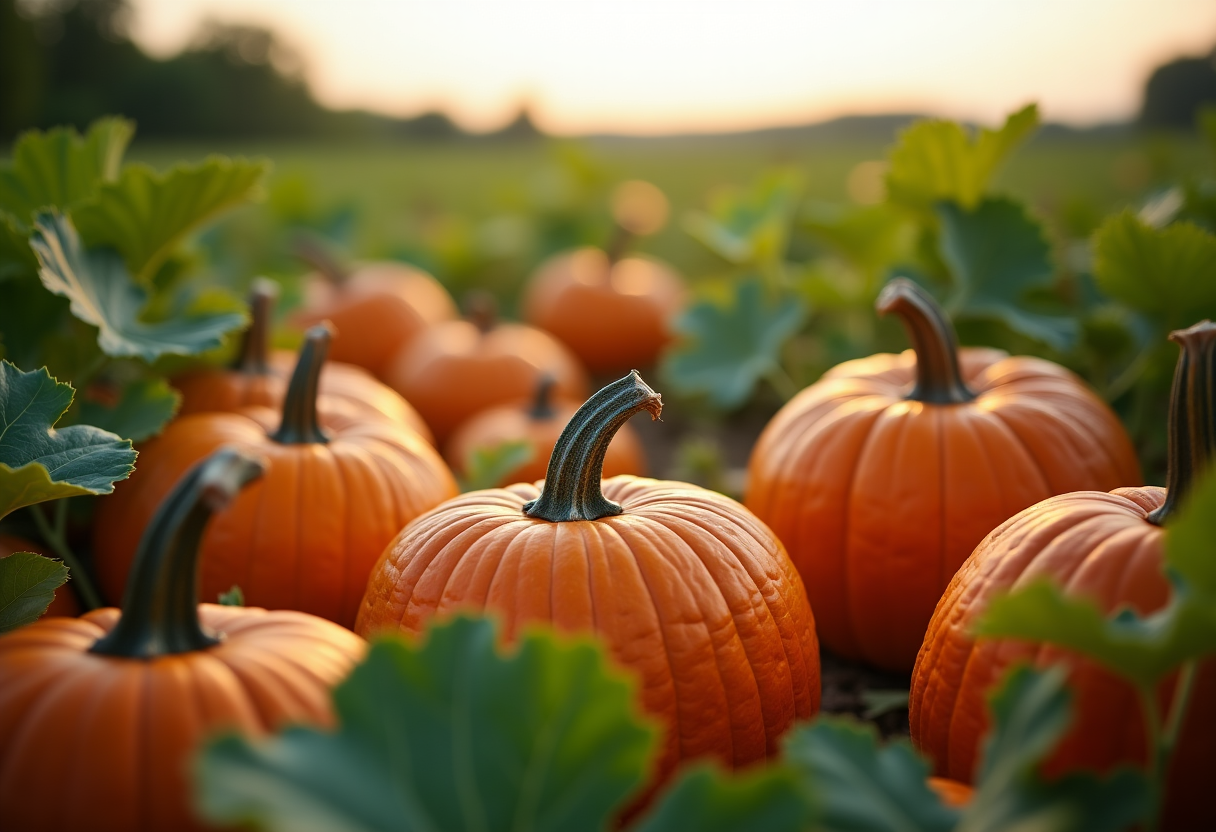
30,499,102,610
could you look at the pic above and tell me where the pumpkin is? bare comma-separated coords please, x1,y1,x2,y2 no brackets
0,534,79,617
94,325,459,628
745,278,1141,671
909,321,1216,832
0,448,365,832
927,777,974,808
443,374,646,487
173,279,433,442
357,371,820,790
292,240,458,377
381,293,590,444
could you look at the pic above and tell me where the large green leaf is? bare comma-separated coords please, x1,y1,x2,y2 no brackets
886,105,1039,212
683,172,800,266
938,198,1077,350
0,360,135,520
0,212,37,281
661,278,806,409
72,157,268,283
0,118,132,224
1092,211,1216,334
1165,471,1216,598
196,616,657,832
459,439,535,492
0,551,69,633
29,212,247,362
78,377,181,443
632,765,812,832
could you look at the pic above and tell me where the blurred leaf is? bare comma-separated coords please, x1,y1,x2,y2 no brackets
217,585,244,606
684,172,800,266
0,551,69,633
938,198,1077,350
0,118,133,225
802,201,915,281
0,212,37,281
0,278,70,370
1092,211,1216,334
1198,104,1216,159
78,377,181,442
960,666,1151,832
1165,470,1216,598
887,105,1039,212
30,212,247,362
72,157,269,284
860,689,910,720
784,718,960,832
633,765,812,832
196,616,657,832
0,360,134,520
662,278,806,410
459,440,535,492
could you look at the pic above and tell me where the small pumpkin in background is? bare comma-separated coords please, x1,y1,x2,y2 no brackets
173,279,433,442
358,371,819,793
0,448,365,832
292,238,458,377
524,180,685,374
910,321,1216,832
382,291,590,444
444,374,646,487
95,325,459,628
745,278,1141,671
0,535,78,617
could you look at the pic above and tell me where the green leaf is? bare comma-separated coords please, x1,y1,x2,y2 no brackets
196,616,657,832
0,551,69,633
633,765,812,832
683,172,800,266
1165,470,1216,597
802,201,915,281
78,377,181,443
0,212,37,281
460,439,535,492
938,198,1077,350
30,212,247,362
0,360,135,520
886,105,1039,212
217,585,245,606
661,278,806,410
784,717,960,832
860,689,910,720
960,666,1152,832
0,118,133,224
1092,211,1216,334
72,156,269,283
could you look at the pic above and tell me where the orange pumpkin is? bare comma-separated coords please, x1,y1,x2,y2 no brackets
443,374,646,487
173,280,433,442
0,448,365,832
0,535,79,618
910,321,1216,832
94,325,459,628
358,372,820,790
382,294,590,444
745,278,1141,671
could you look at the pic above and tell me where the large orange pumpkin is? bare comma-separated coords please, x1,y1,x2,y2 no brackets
0,448,365,832
0,535,79,618
94,326,459,627
910,321,1216,832
173,280,433,442
358,372,820,789
745,278,1141,671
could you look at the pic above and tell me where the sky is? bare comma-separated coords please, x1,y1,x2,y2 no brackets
128,0,1216,136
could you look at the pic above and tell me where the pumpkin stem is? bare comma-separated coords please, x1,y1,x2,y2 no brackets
294,235,349,286
1148,320,1216,527
529,374,558,420
465,290,498,334
270,324,332,445
90,448,265,658
523,371,661,522
604,225,634,266
876,278,976,405
233,278,278,375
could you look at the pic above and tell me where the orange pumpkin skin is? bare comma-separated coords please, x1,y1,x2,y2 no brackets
0,535,79,617
909,487,1216,832
524,248,685,373
382,320,590,444
926,776,973,808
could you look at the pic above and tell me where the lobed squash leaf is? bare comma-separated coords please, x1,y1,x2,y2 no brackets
78,377,181,443
632,764,812,832
459,439,535,492
0,551,69,633
0,360,135,520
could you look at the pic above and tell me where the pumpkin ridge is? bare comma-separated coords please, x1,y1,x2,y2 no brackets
990,395,1127,491
576,522,600,635
61,662,120,827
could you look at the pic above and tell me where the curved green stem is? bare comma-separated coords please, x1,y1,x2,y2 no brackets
523,371,662,522
30,499,102,610
91,448,264,658
875,278,975,405
529,374,558,420
234,278,278,375
269,324,332,445
1148,321,1216,526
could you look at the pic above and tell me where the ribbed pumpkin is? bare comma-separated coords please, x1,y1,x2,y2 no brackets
382,294,590,444
745,278,1141,671
173,280,433,442
910,321,1216,832
94,326,459,628
0,448,365,832
443,374,646,487
358,372,820,788
0,534,79,617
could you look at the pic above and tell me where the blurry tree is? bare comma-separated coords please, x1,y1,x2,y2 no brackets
1141,48,1216,129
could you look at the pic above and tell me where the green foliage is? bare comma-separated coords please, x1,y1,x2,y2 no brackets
0,213,37,281
0,551,69,632
459,439,536,492
632,765,812,832
1165,471,1216,597
684,171,800,268
78,378,181,443
0,360,134,520
217,585,245,606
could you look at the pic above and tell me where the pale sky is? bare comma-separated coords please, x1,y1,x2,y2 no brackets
128,0,1216,135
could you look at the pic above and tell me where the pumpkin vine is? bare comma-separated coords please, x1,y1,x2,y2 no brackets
876,277,976,405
